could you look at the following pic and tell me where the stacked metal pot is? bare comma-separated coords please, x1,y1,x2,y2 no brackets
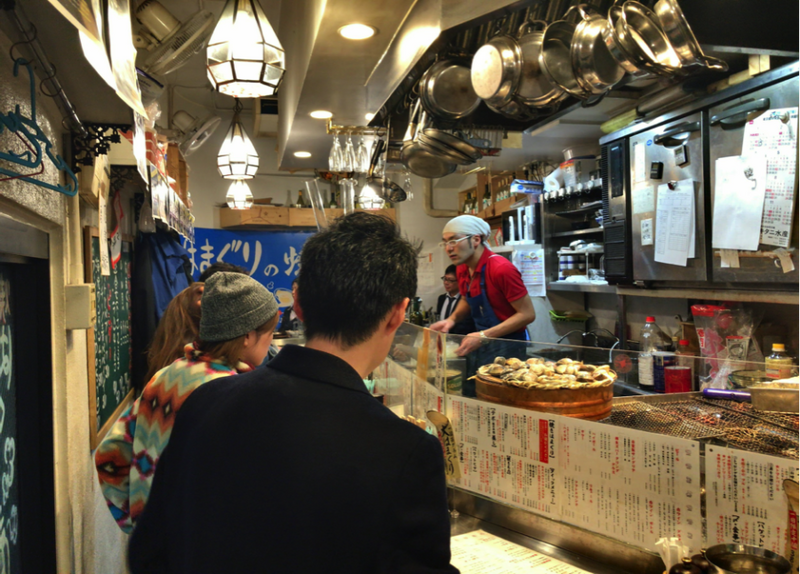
400,0,727,177
470,0,727,119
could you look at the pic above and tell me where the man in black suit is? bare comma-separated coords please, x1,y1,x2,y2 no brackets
129,213,459,574
436,265,475,336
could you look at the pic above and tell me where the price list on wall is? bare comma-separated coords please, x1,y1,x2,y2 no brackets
741,107,798,248
706,446,799,555
448,397,559,519
557,418,703,553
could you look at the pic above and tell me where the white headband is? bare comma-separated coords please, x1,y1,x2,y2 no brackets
443,215,491,240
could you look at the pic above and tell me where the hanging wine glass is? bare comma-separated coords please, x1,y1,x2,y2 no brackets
403,168,413,200
355,134,370,174
329,132,343,172
342,132,356,173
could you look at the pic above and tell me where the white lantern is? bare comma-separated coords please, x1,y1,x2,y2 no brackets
206,0,285,98
217,102,259,179
226,179,254,210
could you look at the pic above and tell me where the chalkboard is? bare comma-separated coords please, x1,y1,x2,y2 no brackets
84,227,134,449
0,265,21,571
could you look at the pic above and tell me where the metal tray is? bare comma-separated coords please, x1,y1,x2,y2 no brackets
748,381,800,413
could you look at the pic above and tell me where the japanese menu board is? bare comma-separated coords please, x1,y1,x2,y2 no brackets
448,397,560,519
84,228,134,449
558,417,703,554
451,530,592,574
447,398,705,554
706,446,799,555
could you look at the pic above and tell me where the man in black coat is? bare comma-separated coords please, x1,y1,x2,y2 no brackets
128,213,459,574
436,265,475,336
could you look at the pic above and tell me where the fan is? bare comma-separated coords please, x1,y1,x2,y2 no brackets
135,0,215,76
172,110,222,157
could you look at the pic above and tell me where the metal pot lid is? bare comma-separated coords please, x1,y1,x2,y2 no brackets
423,62,480,118
418,132,475,165
422,128,482,161
471,36,521,102
402,143,457,178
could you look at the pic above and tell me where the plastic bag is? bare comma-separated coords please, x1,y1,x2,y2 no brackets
691,304,763,389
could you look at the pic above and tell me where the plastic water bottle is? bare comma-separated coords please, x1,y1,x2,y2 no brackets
639,316,672,391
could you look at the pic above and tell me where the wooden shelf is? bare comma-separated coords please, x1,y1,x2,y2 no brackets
219,206,396,229
551,228,604,238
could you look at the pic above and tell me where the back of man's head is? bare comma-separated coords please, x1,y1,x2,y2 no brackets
298,212,417,348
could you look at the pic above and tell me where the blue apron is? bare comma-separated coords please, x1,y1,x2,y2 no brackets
463,256,529,397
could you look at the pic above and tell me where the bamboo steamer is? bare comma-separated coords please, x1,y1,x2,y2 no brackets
476,375,613,420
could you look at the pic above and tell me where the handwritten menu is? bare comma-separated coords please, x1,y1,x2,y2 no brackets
558,418,703,554
448,397,560,519
447,397,705,553
741,107,798,248
706,446,799,555
451,530,592,574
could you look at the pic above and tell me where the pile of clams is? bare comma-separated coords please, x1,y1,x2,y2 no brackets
475,357,617,390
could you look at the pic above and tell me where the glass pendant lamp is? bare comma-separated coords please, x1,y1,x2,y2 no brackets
218,99,259,178
226,179,254,209
206,0,285,98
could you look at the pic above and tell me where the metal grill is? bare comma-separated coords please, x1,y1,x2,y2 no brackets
700,398,799,433
601,401,725,440
661,399,799,460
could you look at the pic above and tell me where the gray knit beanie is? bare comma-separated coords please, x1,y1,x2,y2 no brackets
199,272,279,342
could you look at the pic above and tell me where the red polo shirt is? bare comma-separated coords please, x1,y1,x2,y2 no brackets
456,248,528,323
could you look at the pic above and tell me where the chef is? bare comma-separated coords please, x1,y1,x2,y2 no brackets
430,215,536,396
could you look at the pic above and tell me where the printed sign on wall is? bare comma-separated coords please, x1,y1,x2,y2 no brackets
183,228,315,307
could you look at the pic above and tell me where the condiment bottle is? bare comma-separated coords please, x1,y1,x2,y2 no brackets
765,343,794,379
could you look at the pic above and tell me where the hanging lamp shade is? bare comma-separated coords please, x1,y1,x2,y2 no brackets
226,179,254,209
206,0,285,98
218,106,259,178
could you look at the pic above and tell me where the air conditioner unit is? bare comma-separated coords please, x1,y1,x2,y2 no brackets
253,98,279,138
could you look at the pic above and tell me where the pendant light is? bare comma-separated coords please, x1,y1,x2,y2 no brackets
206,0,285,98
226,179,254,209
218,99,259,178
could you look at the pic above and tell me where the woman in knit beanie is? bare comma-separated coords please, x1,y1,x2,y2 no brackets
96,272,280,533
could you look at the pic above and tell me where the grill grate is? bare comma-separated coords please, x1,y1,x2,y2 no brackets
601,401,725,440
604,399,799,460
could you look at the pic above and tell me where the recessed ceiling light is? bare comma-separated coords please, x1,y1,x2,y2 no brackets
338,24,377,40
365,113,374,121
294,151,312,158
310,110,333,119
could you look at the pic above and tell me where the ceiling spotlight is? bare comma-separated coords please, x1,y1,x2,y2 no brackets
310,110,333,119
365,113,374,121
338,24,377,40
294,151,312,158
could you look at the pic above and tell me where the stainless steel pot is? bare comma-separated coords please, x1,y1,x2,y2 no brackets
516,19,568,108
653,0,728,72
704,544,791,574
401,104,457,179
539,14,584,98
618,1,682,76
419,59,481,122
571,6,625,95
471,34,522,108
603,4,648,76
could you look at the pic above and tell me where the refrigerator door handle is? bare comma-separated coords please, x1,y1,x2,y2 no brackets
709,97,771,128
653,120,701,147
